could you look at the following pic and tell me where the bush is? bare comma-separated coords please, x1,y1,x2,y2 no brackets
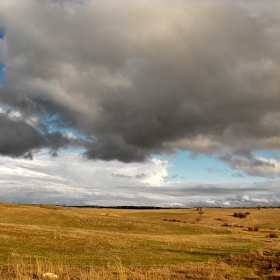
233,212,248,219
163,218,182,223
248,226,259,231
267,233,278,238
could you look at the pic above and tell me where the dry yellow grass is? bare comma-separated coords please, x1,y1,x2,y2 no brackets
0,259,244,280
0,203,280,279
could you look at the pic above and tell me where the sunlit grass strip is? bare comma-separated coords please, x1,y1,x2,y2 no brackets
0,257,245,280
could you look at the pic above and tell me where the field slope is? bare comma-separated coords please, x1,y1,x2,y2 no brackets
0,203,280,279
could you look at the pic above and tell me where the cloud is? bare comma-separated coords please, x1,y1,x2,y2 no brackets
220,153,280,178
0,152,279,206
0,113,44,156
0,1,280,165
232,172,245,178
0,108,86,157
0,152,169,205
111,173,131,179
135,173,146,179
204,167,228,174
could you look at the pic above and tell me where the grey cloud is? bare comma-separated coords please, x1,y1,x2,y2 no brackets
1,1,280,163
111,173,131,179
161,175,182,180
204,168,215,173
0,112,83,157
23,151,33,160
220,153,279,178
0,114,44,156
50,0,85,5
204,167,228,174
221,194,280,207
135,173,146,179
111,173,146,179
220,153,275,168
232,172,245,178
84,136,149,163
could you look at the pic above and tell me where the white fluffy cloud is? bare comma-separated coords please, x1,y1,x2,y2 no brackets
0,152,170,205
0,152,280,206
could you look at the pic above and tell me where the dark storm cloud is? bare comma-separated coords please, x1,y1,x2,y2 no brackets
1,1,280,168
0,113,82,157
0,114,44,156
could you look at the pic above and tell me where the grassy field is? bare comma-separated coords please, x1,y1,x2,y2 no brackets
0,202,280,279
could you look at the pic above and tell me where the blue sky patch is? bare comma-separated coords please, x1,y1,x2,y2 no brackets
39,113,88,141
0,61,5,84
0,28,4,39
253,150,280,160
155,150,267,184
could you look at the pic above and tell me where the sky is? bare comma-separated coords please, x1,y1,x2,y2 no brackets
0,0,280,207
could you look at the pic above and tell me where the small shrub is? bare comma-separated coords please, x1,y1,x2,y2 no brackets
164,218,183,223
233,212,247,219
240,213,247,218
222,223,229,227
247,225,259,231
267,233,278,238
